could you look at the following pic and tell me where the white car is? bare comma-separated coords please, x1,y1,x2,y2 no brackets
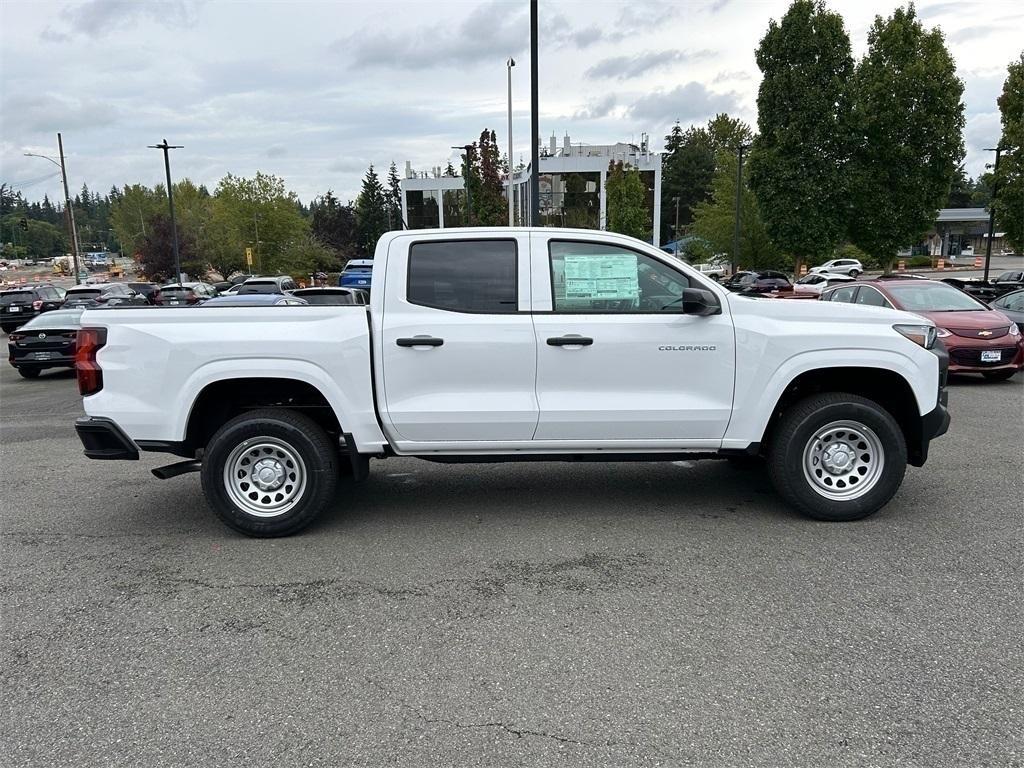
809,258,863,277
73,227,948,536
793,273,856,296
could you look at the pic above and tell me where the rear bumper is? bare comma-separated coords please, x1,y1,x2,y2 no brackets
75,416,139,460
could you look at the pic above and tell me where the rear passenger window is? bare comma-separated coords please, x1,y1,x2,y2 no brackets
856,288,890,308
408,240,517,313
829,286,857,303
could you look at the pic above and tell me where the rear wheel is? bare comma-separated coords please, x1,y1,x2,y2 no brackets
982,369,1016,381
200,408,338,537
849,269,861,278
17,367,41,379
768,393,906,521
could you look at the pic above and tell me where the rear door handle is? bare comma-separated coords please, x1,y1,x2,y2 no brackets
547,335,594,346
397,336,444,347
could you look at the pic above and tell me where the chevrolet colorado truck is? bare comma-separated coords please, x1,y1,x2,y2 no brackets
74,228,950,536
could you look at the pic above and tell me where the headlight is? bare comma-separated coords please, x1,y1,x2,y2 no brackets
1010,323,1020,337
893,324,937,349
936,327,952,338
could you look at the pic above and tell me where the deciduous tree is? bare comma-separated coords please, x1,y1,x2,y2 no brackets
847,5,965,271
995,53,1024,253
606,161,649,240
749,0,854,266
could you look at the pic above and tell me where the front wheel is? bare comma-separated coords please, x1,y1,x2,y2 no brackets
768,393,906,521
200,408,338,537
17,367,41,379
982,369,1016,381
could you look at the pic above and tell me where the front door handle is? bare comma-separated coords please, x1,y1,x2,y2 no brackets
397,336,444,347
547,335,594,347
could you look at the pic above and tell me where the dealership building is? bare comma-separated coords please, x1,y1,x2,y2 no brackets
401,134,663,244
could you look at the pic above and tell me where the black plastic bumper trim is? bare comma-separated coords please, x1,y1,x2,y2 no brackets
75,417,139,461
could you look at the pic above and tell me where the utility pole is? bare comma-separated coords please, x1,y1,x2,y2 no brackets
673,196,681,241
25,135,81,280
731,143,751,274
451,145,475,225
507,57,516,227
982,146,1003,283
529,0,540,227
253,214,261,272
148,139,183,283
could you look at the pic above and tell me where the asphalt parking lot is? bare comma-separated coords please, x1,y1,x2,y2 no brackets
1,362,1021,767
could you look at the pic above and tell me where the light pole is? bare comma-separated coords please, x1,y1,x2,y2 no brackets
731,142,751,274
507,57,516,227
982,146,1005,283
451,144,475,225
148,139,183,282
529,0,540,227
672,195,681,241
24,133,81,281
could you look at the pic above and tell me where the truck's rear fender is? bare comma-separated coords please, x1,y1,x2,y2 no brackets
723,348,938,458
175,359,387,455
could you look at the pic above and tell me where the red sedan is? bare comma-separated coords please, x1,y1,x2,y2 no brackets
821,278,1024,381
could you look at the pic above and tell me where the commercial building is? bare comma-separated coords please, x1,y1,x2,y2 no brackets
920,208,1010,257
401,133,662,244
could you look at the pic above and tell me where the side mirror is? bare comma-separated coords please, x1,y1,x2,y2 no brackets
681,287,721,316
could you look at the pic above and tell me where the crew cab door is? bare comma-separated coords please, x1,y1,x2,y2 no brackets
379,234,537,443
530,235,735,443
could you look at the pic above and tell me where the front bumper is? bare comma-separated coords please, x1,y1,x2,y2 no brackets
75,417,139,460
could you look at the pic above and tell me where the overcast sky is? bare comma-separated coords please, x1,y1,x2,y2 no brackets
1,0,1020,207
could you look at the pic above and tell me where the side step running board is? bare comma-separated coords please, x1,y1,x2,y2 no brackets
152,460,202,480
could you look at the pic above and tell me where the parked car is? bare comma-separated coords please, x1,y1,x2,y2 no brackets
289,287,368,305
940,277,1000,303
809,258,863,277
992,271,1024,294
63,283,147,309
822,278,1023,380
127,282,161,305
6,308,85,378
793,273,855,296
237,276,299,294
1,284,65,333
154,282,218,306
990,289,1024,327
202,294,308,307
339,259,373,291
74,228,950,537
727,270,793,294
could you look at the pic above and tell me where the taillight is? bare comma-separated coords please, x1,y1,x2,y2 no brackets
33,300,43,310
76,328,107,396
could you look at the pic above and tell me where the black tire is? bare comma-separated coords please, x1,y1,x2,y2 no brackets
200,408,338,537
767,392,906,522
849,269,861,278
17,367,41,379
982,369,1016,381
2,325,16,335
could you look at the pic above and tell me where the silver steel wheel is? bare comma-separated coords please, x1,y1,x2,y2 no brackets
801,419,884,501
223,437,307,518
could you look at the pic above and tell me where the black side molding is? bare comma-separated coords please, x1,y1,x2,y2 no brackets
75,417,139,460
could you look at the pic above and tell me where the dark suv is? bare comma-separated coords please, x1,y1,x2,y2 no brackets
1,285,65,333
62,283,147,309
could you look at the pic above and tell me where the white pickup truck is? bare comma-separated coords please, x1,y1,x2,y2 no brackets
74,228,949,536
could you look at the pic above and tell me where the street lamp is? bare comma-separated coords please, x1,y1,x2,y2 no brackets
507,57,515,227
451,144,475,225
672,195,681,241
731,142,752,274
148,139,183,283
24,132,81,281
982,146,1008,283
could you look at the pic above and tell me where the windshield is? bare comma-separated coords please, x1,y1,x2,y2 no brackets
0,291,34,305
886,283,987,311
21,310,84,330
65,289,101,298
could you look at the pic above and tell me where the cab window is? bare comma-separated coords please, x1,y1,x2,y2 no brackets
828,286,857,303
408,239,517,313
549,241,690,313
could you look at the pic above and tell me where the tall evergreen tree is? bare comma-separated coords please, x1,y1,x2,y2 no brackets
354,165,389,255
385,162,404,230
848,5,965,271
994,53,1023,254
749,0,854,266
475,129,506,226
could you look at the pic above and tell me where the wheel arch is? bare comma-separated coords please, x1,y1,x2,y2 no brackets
760,366,927,465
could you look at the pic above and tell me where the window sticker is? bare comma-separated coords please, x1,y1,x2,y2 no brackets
562,253,639,301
